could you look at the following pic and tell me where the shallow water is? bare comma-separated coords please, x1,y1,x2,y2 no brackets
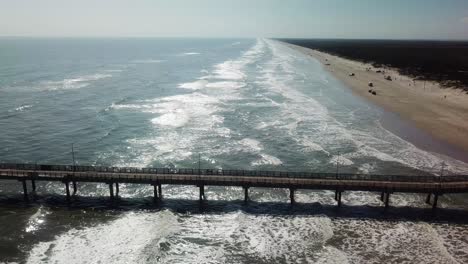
0,38,467,263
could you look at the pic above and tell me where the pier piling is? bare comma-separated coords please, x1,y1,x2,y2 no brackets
337,191,342,207
384,192,390,209
153,184,158,201
22,180,28,201
65,181,70,203
115,183,119,197
158,184,162,199
199,185,205,201
243,187,249,202
109,183,114,199
426,193,431,204
72,181,77,195
289,188,295,204
31,180,36,193
432,193,439,210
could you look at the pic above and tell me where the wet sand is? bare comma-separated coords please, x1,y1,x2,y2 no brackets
287,43,468,159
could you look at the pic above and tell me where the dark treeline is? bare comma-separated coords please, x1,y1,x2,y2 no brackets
279,39,468,91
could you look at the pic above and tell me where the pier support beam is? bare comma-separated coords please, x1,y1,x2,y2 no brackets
243,187,249,203
65,182,70,203
109,183,114,199
72,181,77,195
289,188,295,204
158,184,162,199
199,185,205,201
380,191,385,202
335,190,338,201
115,183,119,197
22,180,28,202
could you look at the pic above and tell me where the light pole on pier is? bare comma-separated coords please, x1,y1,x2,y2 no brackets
335,153,340,178
198,153,201,176
71,144,76,166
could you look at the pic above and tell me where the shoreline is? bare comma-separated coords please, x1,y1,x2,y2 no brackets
285,42,468,162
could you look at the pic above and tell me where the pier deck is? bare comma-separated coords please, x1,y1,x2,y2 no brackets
1,163,467,209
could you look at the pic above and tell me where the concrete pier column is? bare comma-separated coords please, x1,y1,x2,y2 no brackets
72,181,77,195
109,183,114,199
199,185,205,201
426,193,431,204
384,192,390,209
22,180,28,201
115,183,119,197
158,184,162,199
65,182,70,203
289,188,295,204
31,180,36,193
153,184,158,201
380,191,385,202
335,190,338,201
432,193,439,210
243,187,249,203
337,191,342,207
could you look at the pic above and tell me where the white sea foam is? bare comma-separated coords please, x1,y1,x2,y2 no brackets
329,155,354,166
27,211,180,264
239,138,263,152
178,80,208,90
151,111,190,128
256,39,468,174
205,81,246,90
112,92,227,165
334,219,461,263
14,104,32,112
110,39,268,167
252,153,283,166
43,73,112,91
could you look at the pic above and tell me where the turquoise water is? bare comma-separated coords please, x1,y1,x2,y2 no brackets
1,38,468,263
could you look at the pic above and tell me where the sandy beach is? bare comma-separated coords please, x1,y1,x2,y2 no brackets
287,43,468,156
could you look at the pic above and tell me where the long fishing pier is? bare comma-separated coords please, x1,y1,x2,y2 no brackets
1,163,467,209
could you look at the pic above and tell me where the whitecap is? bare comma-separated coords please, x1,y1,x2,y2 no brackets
178,52,200,56
14,104,32,112
151,111,190,128
252,153,283,166
178,80,208,90
131,59,164,64
43,73,112,91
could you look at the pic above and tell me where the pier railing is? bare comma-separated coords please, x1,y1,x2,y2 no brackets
1,163,467,183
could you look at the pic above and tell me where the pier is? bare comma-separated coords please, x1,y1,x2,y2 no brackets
1,163,468,210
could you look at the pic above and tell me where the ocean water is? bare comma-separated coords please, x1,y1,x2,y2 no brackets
0,38,468,263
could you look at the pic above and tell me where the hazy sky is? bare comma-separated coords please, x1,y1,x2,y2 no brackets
1,0,467,39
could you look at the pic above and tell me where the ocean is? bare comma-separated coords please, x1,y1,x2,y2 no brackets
0,38,467,263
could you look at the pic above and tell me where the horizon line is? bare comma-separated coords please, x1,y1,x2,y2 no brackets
0,35,468,42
